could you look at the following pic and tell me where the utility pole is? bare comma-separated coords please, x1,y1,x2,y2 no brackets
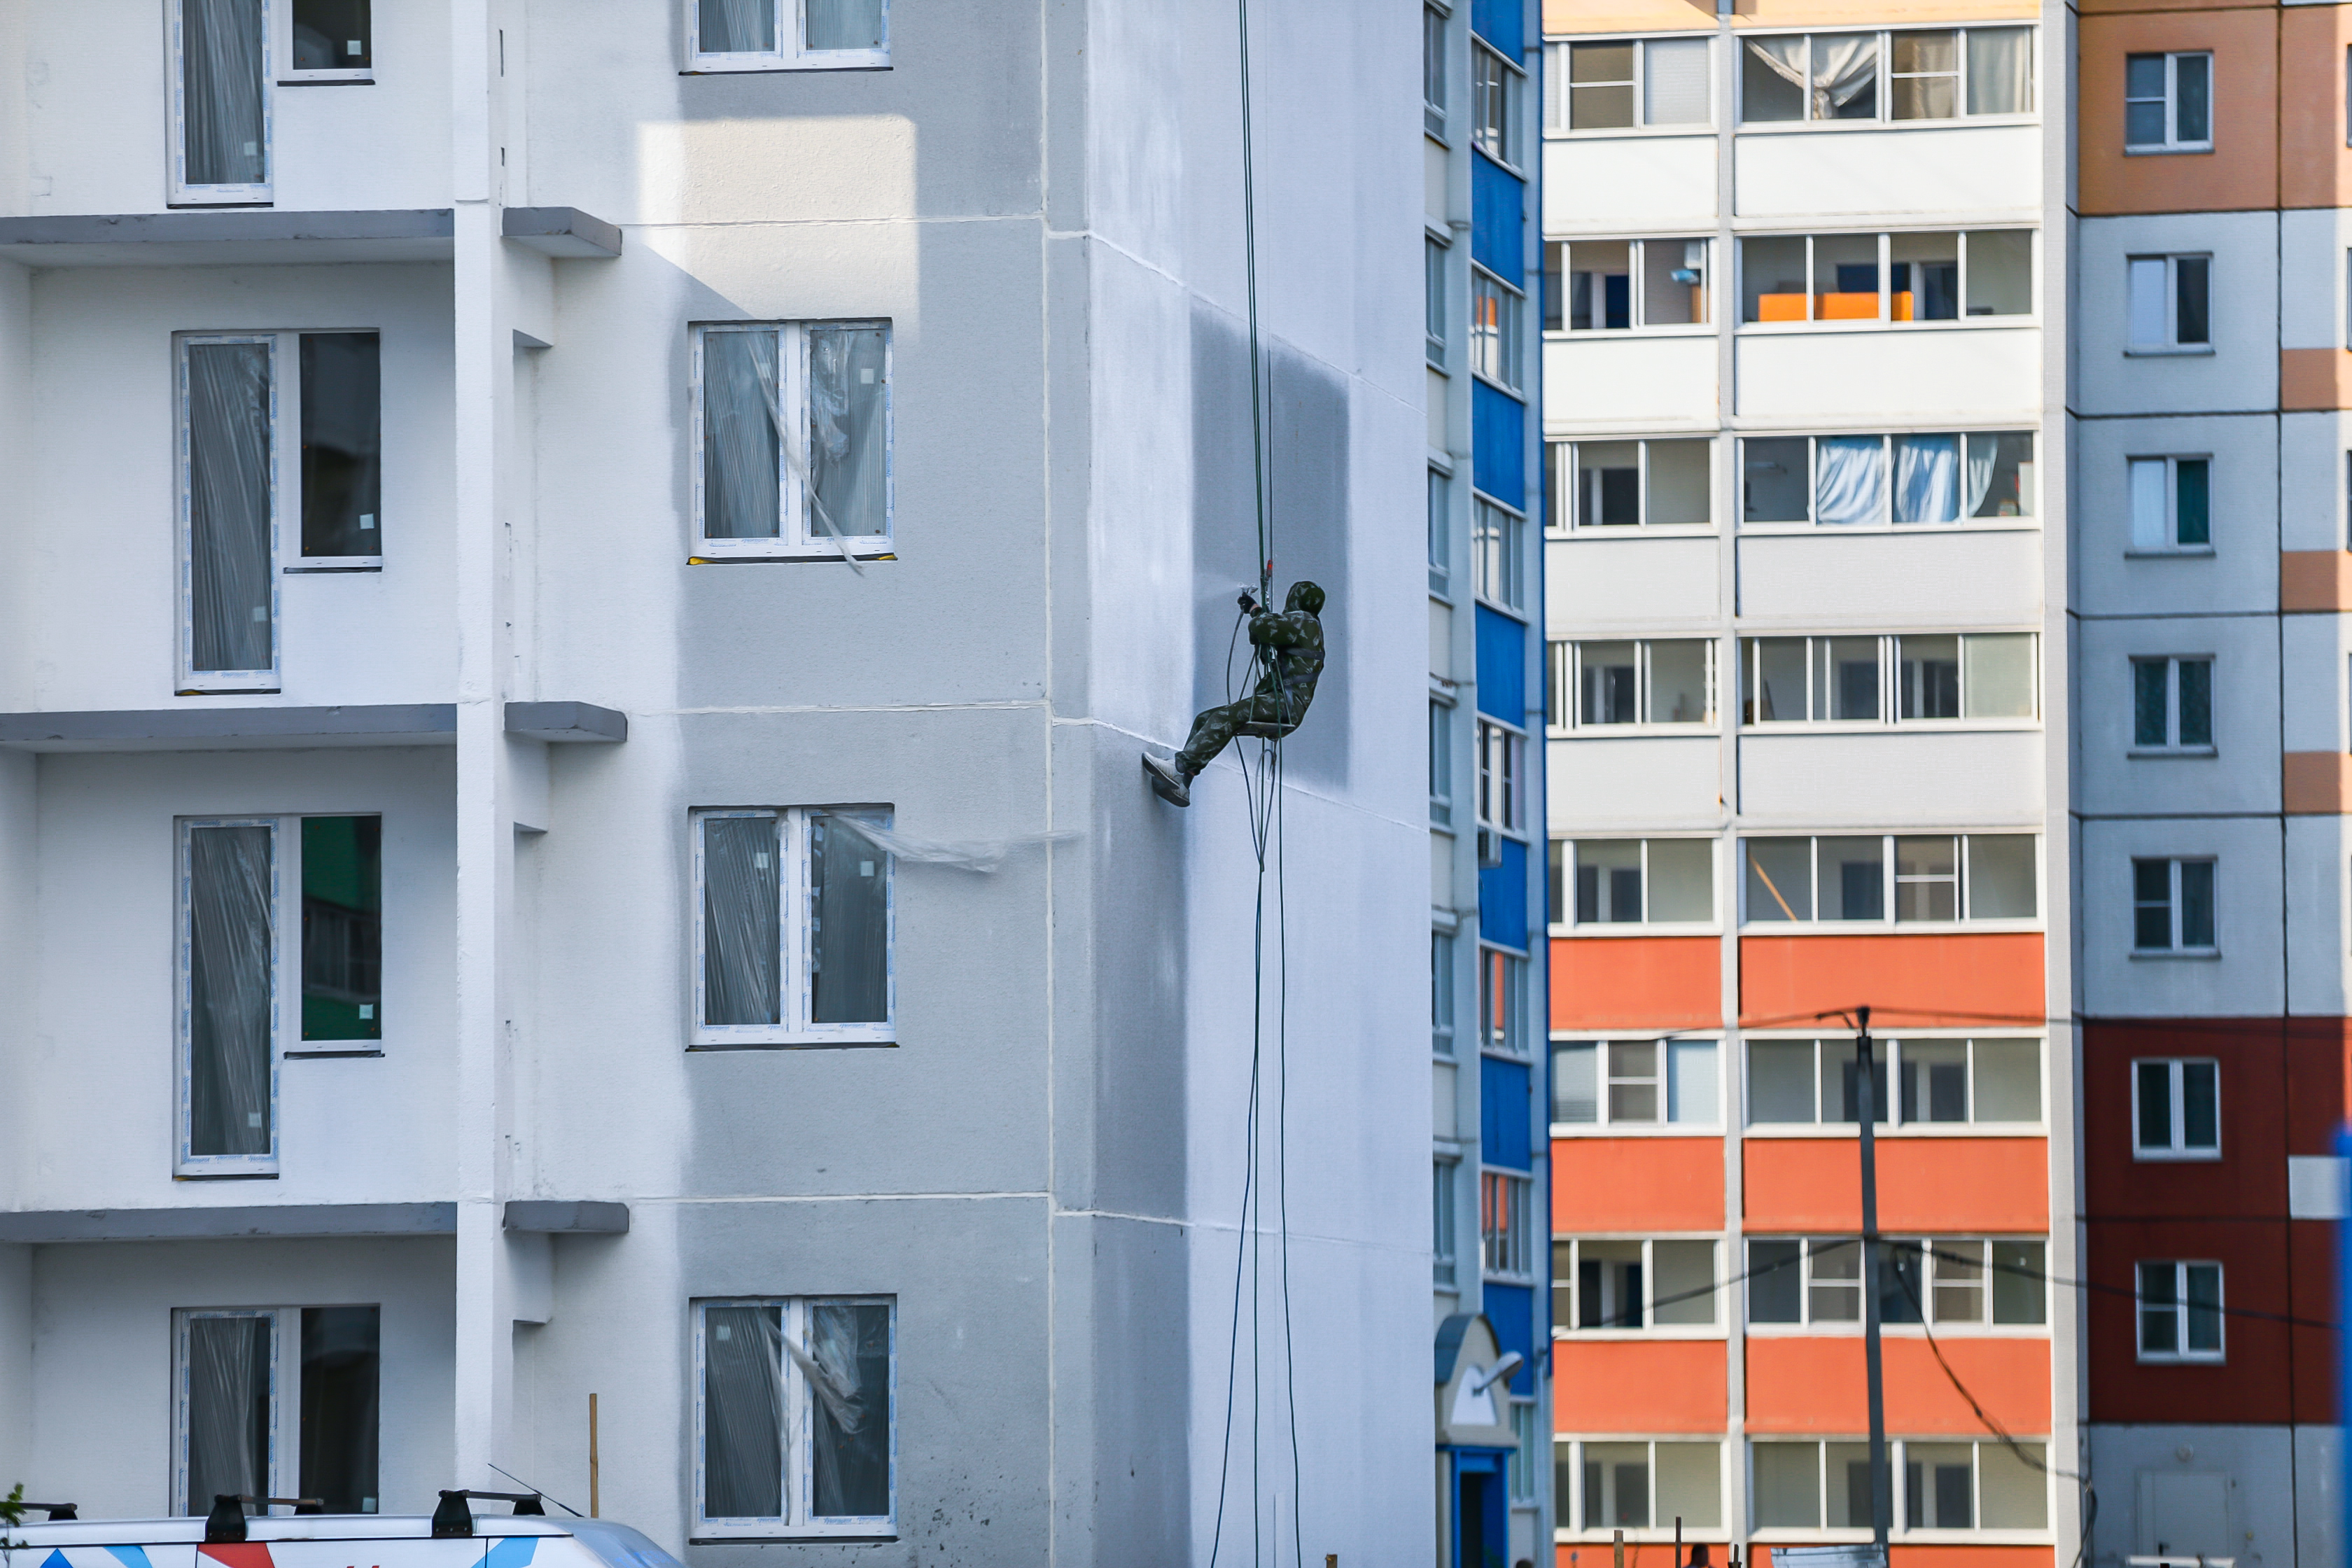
1854,1006,1891,1557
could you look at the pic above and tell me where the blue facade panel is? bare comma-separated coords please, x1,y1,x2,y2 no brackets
1470,382,1525,511
1478,837,1529,953
1482,1057,1533,1170
1475,603,1525,721
1470,155,1523,282
1483,1283,1536,1395
1471,0,1524,55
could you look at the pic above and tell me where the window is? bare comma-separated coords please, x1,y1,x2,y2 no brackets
1426,237,1449,365
1562,839,1716,926
2132,857,2217,953
1427,467,1451,592
1480,1170,1535,1280
1469,269,1525,390
2136,1261,2223,1362
1549,239,1711,330
1508,1403,1540,1503
692,322,892,560
1746,1036,2043,1127
299,816,382,1047
1742,835,2038,925
1424,5,1449,135
1740,232,2032,324
1553,37,1712,130
1554,639,1716,728
173,1306,381,1516
177,331,385,692
2134,1058,2220,1158
1553,1238,1720,1329
694,1298,895,1534
1747,1238,2046,1326
282,0,372,81
1471,495,1526,609
1432,930,1457,1056
1553,438,1714,529
2127,456,2211,549
1479,946,1530,1056
1741,433,2037,527
1475,720,1525,833
1553,1037,1721,1127
174,0,272,204
2132,657,2215,750
692,808,893,1045
1740,28,2033,124
1558,1441,1723,1533
1471,41,1525,166
1751,1438,2047,1531
687,0,888,69
1434,1158,1460,1286
1740,634,2035,723
2124,52,2211,152
2126,255,2211,351
1430,699,1455,825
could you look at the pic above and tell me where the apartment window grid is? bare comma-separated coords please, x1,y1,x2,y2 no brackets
1426,234,1449,367
1471,38,1525,167
1554,639,1717,729
1748,1437,2050,1531
2133,1058,2220,1159
2124,52,2211,152
690,321,892,560
2136,1261,2224,1362
686,0,890,70
1739,431,2038,528
281,1,374,82
1746,1035,2044,1129
1479,946,1531,1057
1433,1157,1460,1287
1428,465,1452,593
1476,718,1527,834
1550,239,1712,330
2132,857,2217,953
1741,633,2036,726
1745,1237,2049,1327
1480,1168,1536,1280
1553,438,1714,530
1551,1237,1721,1331
690,808,895,1046
1551,1036,1721,1128
1429,695,1455,825
2132,657,2214,750
1742,834,2040,925
1734,27,2033,125
1432,927,1457,1057
1470,267,1526,392
2126,255,2211,351
172,1304,383,1517
1424,3,1449,137
1560,839,1715,928
1551,36,1712,131
2127,456,2211,550
692,1297,896,1535
1738,232,2033,326
1471,494,1527,610
1557,1438,1726,1534
1508,1402,1541,1503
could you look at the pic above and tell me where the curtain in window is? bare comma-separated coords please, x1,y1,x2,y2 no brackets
1742,36,1807,100
1892,435,1959,523
701,816,781,1027
793,1304,891,1518
188,825,274,1158
702,1306,783,1518
703,331,781,539
1808,35,1879,118
1966,28,2031,115
188,342,274,673
186,1315,270,1511
1814,436,1885,526
699,0,774,52
806,0,886,51
183,0,266,186
809,814,888,1024
1963,433,1998,517
808,328,888,539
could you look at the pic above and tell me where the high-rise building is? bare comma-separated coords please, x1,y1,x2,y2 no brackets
1425,0,1554,1561
1539,0,2349,1560
0,4,1435,1559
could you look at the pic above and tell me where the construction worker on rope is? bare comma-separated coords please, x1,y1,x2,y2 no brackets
1143,580,1327,808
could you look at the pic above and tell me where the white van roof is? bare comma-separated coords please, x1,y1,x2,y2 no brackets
8,1516,680,1568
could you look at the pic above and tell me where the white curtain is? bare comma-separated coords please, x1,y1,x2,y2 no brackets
698,0,774,52
794,1304,891,1518
1742,36,1807,99
701,816,781,1027
188,825,273,1158
806,0,886,51
808,328,888,539
1963,433,1998,518
183,0,265,186
1966,27,2032,115
1808,35,1879,119
186,1315,270,1512
1893,435,1959,523
1814,436,1885,526
187,342,273,673
703,331,781,539
702,1306,784,1518
808,814,888,1026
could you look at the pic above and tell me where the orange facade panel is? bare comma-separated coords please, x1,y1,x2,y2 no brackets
1552,1339,1728,1434
1754,1551,2054,1568
1555,1137,1726,1232
1746,1335,2052,1435
1744,1137,2050,1235
2282,351,2352,413
2078,10,2277,214
1737,933,2043,1030
1554,936,1721,1029
2283,551,2352,612
2283,6,2352,209
2286,753,2352,816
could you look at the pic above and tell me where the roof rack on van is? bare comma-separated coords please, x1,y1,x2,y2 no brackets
11,1503,76,1521
431,1490,546,1539
204,1497,327,1542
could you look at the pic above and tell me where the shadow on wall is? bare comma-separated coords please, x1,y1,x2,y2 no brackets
1189,304,1352,792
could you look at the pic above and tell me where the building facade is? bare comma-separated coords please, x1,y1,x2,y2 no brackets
1539,0,2348,1562
0,3,1437,1562
1427,0,1555,1562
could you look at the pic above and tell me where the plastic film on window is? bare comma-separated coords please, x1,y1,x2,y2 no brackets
188,824,274,1157
703,331,782,540
187,342,274,674
701,1305,783,1519
792,1303,891,1518
186,1314,270,1509
183,0,266,186
699,0,775,52
810,814,889,1025
701,816,781,1027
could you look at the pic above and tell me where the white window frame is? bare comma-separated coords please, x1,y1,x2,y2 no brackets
1550,1035,1724,1130
1471,492,1527,610
1736,431,2040,528
1552,437,1718,532
1742,1035,2047,1133
689,321,895,561
1558,1437,1728,1539
1480,1168,1536,1281
1733,27,2038,127
172,1307,290,1511
2125,254,2211,352
2132,1057,2222,1161
1552,238,1713,333
1737,633,2038,727
2132,855,2218,955
176,816,289,1177
1478,944,1530,1057
1432,924,1458,1058
170,0,276,206
1743,1237,2046,1330
1476,718,1527,833
1426,232,1451,368
1429,692,1456,826
1739,834,2042,929
1548,36,1718,134
1745,1437,2052,1537
1737,232,2036,328
276,0,373,84
2134,1260,2225,1364
1552,1237,1725,1336
1560,840,1719,930
2123,50,2212,153
1434,1154,1461,1287
2129,655,2216,753
2125,454,2212,551
1471,37,1527,169
690,1296,899,1538
1555,638,1720,731
685,0,890,71
1424,3,1450,138
1508,1401,1541,1504
1469,266,1526,392
689,807,896,1047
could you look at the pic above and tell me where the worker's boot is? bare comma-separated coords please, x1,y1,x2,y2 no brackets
1142,751,1191,808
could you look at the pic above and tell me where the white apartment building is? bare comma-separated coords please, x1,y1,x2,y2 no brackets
0,4,1436,1560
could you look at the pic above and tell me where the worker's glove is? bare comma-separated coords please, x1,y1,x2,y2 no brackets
1237,591,1259,613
